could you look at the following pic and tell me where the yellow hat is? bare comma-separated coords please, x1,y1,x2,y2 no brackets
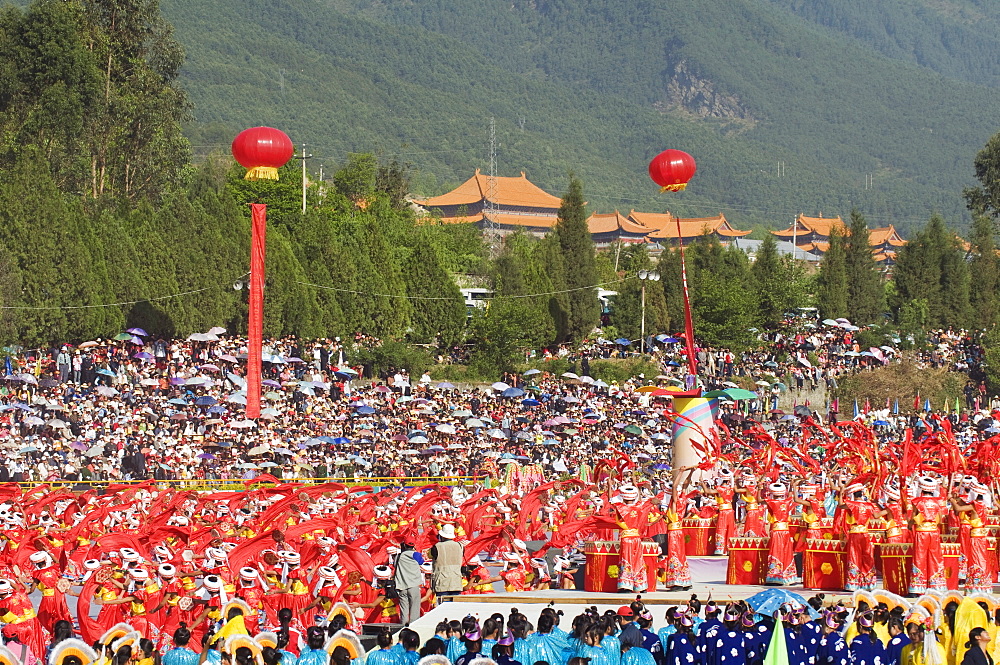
50,639,99,665
325,630,364,658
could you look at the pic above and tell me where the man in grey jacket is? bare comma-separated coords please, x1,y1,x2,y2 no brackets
430,524,464,600
392,542,424,625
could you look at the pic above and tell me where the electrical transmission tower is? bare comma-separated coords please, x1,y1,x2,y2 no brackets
485,117,501,255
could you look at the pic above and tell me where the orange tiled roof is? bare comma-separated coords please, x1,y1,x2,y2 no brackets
587,211,652,235
869,225,906,247
423,212,486,225
630,211,750,240
415,169,563,209
485,212,560,229
772,214,846,238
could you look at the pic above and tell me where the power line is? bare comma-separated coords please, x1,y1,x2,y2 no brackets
0,274,249,311
294,278,626,300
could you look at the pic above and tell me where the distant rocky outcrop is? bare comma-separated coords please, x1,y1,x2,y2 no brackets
657,59,757,123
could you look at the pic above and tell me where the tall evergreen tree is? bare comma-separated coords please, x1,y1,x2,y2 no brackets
402,239,466,346
844,210,886,324
553,176,599,342
968,213,1000,327
817,230,848,319
751,233,804,328
892,214,970,329
495,231,558,347
966,130,1000,220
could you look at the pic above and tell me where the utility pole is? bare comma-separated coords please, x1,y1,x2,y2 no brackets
298,144,313,214
638,270,660,354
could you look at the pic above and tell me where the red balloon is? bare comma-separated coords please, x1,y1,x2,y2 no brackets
231,127,294,181
648,149,697,192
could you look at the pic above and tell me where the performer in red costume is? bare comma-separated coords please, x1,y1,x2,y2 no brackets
234,567,269,633
878,484,908,544
834,481,878,591
950,480,993,594
764,482,797,585
610,484,651,592
908,475,947,595
0,578,47,659
27,551,73,633
737,473,766,537
700,468,736,555
662,468,694,590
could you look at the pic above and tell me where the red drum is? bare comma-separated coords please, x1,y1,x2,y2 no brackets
682,517,716,556
726,536,768,585
583,540,661,593
943,542,961,590
803,538,846,591
879,542,913,595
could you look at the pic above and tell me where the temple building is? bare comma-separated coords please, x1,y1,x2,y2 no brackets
413,170,753,249
626,211,752,248
413,169,563,234
770,214,906,265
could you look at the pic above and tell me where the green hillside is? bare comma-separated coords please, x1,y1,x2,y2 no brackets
163,0,1000,232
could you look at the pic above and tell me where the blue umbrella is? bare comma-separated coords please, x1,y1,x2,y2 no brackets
316,436,338,444
745,589,819,619
614,338,631,346
127,328,148,336
523,369,542,376
96,368,115,376
333,371,355,381
437,382,456,389
332,437,351,445
195,396,217,406
168,398,188,406
502,387,525,398
521,398,541,407
355,406,376,415
873,420,890,427
208,405,227,414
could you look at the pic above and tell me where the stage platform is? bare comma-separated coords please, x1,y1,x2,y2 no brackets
444,584,853,607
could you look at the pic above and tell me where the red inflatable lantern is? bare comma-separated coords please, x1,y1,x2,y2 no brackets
231,126,294,181
648,149,697,192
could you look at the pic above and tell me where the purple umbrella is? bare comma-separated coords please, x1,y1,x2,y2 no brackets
130,336,145,345
197,453,215,460
262,379,281,388
70,441,89,451
134,352,154,360
169,377,186,385
127,328,148,336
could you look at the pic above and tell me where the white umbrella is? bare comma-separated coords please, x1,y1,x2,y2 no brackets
465,419,485,428
491,382,510,391
207,327,227,335
230,419,256,429
140,378,159,386
561,372,579,380
435,424,457,435
95,386,118,396
46,419,67,428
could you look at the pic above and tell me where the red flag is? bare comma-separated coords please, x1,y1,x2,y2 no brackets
675,217,698,378
863,398,871,414
247,203,268,419
913,391,920,411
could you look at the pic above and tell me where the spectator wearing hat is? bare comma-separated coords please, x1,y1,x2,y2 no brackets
429,524,463,600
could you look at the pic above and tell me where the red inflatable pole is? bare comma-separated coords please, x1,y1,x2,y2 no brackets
246,203,267,419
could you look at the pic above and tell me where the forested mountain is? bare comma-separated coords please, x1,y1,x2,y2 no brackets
162,0,1000,232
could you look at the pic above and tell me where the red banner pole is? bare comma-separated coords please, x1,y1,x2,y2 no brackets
675,217,698,378
247,203,267,419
